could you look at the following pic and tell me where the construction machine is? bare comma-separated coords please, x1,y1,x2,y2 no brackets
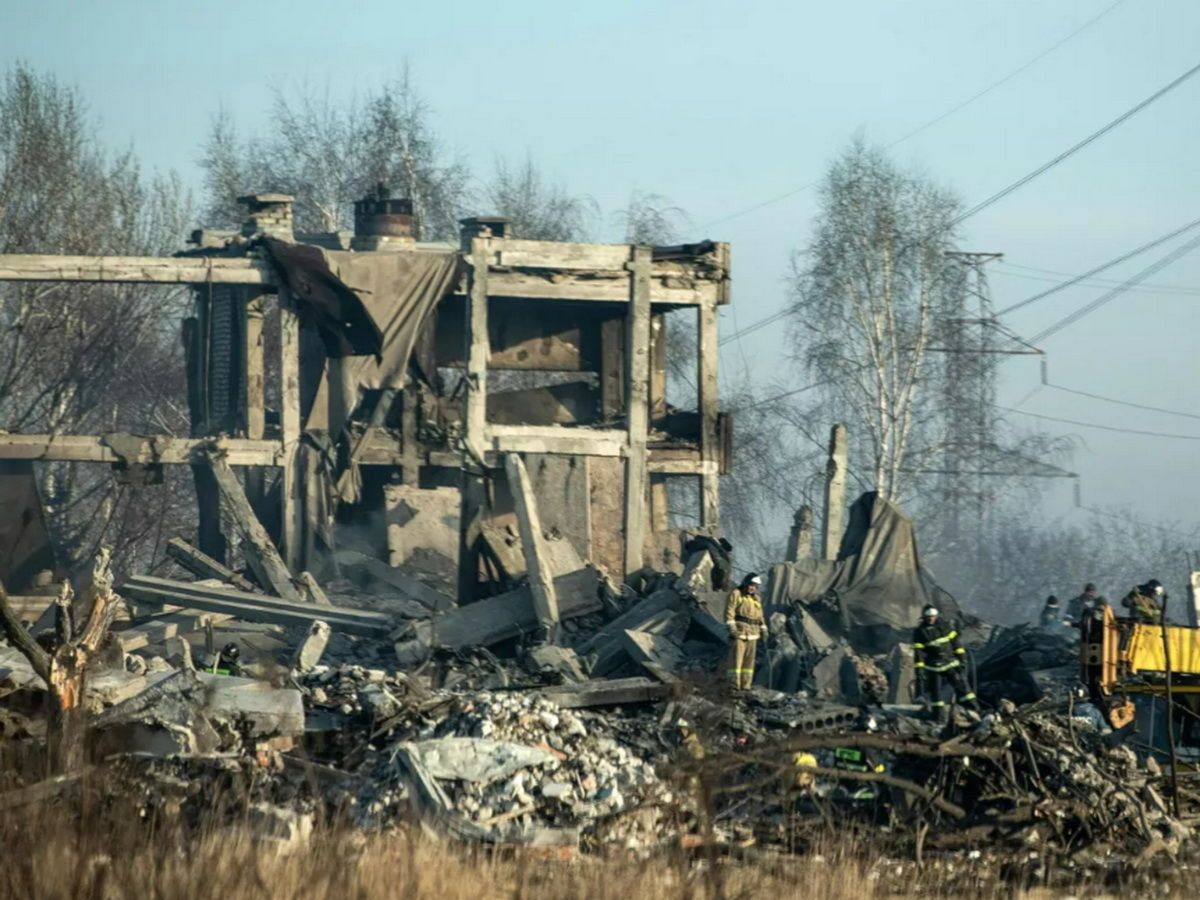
1080,604,1200,729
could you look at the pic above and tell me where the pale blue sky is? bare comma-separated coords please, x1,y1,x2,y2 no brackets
3,0,1199,527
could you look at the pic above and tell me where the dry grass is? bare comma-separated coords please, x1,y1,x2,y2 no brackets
0,767,1190,900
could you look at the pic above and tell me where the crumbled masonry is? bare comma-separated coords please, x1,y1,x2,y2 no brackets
0,508,1196,886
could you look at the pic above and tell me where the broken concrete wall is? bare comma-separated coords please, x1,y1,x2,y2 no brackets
384,484,461,573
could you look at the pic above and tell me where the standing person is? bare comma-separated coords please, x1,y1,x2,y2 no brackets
913,605,977,719
1066,583,1105,624
1123,579,1166,623
725,573,766,690
1038,595,1061,629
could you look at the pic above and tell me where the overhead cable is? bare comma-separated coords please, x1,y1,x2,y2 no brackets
997,259,1200,294
1045,382,1200,421
999,405,1200,440
697,0,1128,231
1029,230,1200,343
996,215,1200,316
717,58,1200,352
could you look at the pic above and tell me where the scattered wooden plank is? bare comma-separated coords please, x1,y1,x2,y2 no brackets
165,537,259,594
538,677,670,709
207,453,301,602
119,576,391,637
112,609,234,653
420,568,601,650
297,571,333,607
505,453,559,639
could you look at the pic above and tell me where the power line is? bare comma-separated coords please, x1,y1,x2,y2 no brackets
719,306,790,346
697,1,1127,231
1045,382,1200,421
997,260,1200,294
886,0,1129,149
1030,230,1200,343
998,405,1200,440
949,59,1200,227
994,267,1200,297
996,215,1200,316
718,59,1200,354
730,380,829,412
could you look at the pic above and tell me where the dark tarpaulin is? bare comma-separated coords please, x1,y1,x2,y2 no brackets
766,492,963,653
263,239,462,434
262,238,384,359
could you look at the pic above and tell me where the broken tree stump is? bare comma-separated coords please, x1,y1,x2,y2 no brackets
0,548,121,773
207,452,302,602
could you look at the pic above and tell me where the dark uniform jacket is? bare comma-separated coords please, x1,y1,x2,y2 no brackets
912,619,966,673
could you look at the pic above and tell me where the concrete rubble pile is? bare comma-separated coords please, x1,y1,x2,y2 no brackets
0,529,1195,884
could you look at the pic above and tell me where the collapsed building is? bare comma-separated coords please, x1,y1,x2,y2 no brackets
1,197,1197,884
0,191,730,599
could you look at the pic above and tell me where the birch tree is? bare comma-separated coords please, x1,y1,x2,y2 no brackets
484,155,597,241
789,139,961,502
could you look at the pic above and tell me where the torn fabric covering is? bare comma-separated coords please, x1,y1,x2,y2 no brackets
262,239,384,358
765,492,963,653
278,245,461,438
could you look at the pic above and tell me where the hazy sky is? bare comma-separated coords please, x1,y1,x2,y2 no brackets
3,0,1198,528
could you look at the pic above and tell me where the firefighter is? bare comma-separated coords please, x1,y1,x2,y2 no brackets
913,604,977,719
725,573,766,690
1122,579,1165,624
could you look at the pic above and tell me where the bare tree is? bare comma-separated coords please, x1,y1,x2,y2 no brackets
619,190,688,245
200,71,471,239
484,156,597,241
0,64,193,575
787,138,961,503
962,504,1200,625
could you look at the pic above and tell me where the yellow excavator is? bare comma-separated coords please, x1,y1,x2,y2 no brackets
1080,604,1200,729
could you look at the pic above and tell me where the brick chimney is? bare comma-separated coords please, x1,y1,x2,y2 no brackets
238,193,295,241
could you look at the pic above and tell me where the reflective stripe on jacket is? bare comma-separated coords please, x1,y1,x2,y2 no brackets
912,619,965,671
725,589,765,640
